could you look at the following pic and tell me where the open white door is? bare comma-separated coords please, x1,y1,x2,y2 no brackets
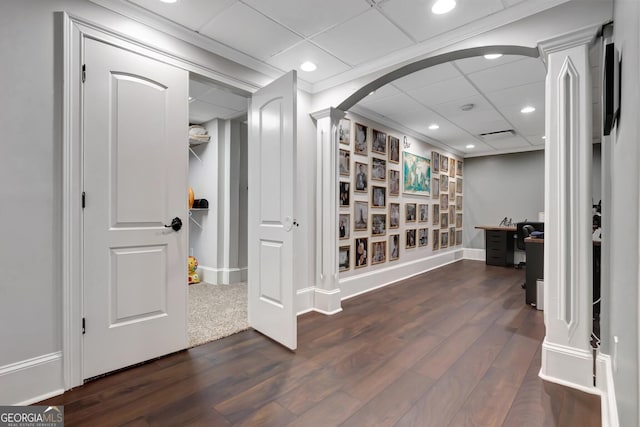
248,71,297,350
82,38,188,379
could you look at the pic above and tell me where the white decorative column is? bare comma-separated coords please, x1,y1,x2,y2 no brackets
539,25,599,391
310,108,345,314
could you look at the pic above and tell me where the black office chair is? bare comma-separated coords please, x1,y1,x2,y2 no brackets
515,222,544,287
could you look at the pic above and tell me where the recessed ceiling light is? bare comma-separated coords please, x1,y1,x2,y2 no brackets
542,136,546,139
188,96,193,101
428,124,440,130
369,90,376,96
466,144,475,149
520,106,536,113
159,0,177,3
484,53,503,60
432,0,456,14
300,61,317,72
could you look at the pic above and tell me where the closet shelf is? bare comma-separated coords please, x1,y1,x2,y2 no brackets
189,137,210,147
189,208,209,211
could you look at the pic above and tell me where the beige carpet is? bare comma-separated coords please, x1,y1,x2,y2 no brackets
188,282,249,348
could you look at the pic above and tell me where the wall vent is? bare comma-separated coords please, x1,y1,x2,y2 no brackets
478,129,516,141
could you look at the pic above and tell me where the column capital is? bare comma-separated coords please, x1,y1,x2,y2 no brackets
310,107,346,123
538,24,601,59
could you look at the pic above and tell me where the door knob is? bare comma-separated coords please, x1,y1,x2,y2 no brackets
164,217,183,232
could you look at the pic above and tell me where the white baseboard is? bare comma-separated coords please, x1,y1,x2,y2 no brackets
340,249,464,300
0,352,64,405
463,248,486,261
597,353,620,427
198,266,247,284
296,287,315,315
313,287,342,314
540,339,597,393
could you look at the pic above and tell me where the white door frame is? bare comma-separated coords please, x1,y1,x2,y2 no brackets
61,12,256,389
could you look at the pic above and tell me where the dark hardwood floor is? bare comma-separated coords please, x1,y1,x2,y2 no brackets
40,260,601,426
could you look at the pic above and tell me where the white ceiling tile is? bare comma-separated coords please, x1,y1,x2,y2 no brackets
450,140,494,154
454,54,525,75
448,111,512,135
189,100,240,124
502,0,527,6
484,135,532,150
430,94,494,117
483,81,545,108
189,79,214,99
357,92,424,116
380,0,504,42
410,76,480,107
126,0,237,30
266,42,350,83
525,135,546,146
242,0,370,37
466,57,546,93
501,108,545,136
392,62,461,92
359,84,404,104
199,2,303,61
311,9,414,66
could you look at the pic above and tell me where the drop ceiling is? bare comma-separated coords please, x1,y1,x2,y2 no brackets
112,0,602,157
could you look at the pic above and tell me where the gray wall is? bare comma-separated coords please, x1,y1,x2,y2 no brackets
463,150,545,249
607,0,639,424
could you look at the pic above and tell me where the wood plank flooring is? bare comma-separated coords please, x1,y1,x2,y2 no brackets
40,260,601,426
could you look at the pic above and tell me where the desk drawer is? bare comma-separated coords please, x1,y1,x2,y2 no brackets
486,230,507,244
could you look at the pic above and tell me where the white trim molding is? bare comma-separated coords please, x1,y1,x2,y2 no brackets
597,353,620,427
340,249,464,300
0,353,64,405
463,248,486,261
197,266,247,285
538,25,597,390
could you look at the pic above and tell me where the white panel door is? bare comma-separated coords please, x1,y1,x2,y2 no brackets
248,71,297,350
82,38,188,379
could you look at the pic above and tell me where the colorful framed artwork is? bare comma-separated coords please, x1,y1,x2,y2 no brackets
338,119,351,145
339,246,350,271
371,240,387,265
339,213,350,240
354,162,368,192
418,228,429,247
406,229,416,248
402,151,431,196
372,129,387,154
389,136,400,163
354,122,368,155
355,237,368,268
354,201,368,231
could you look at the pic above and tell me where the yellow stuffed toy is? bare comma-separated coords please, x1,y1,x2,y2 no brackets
188,255,200,284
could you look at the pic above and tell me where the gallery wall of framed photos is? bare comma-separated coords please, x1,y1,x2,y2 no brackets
338,112,464,276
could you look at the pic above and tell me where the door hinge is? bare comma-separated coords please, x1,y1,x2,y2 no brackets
82,191,86,209
82,318,86,334
82,64,86,83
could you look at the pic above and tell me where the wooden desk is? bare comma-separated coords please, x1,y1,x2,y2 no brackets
475,226,516,266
